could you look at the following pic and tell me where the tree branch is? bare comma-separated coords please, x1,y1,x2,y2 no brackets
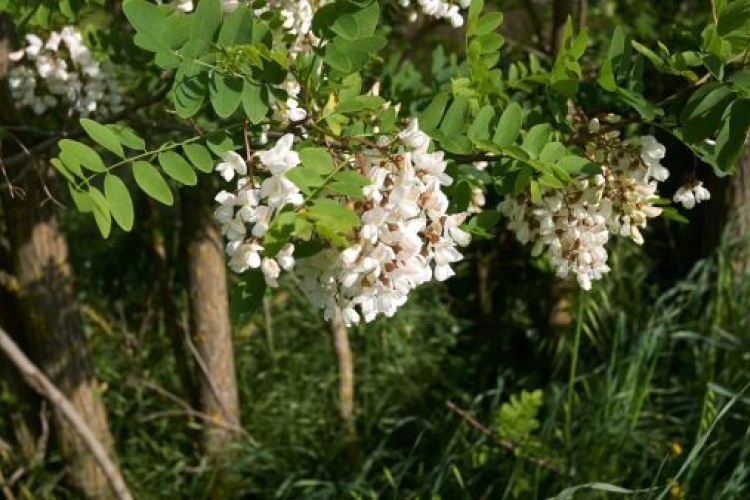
0,326,133,500
0,78,173,171
445,400,568,476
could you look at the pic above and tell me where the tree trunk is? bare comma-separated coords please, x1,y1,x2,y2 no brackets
1,165,116,499
701,144,750,258
147,200,199,409
181,187,240,459
330,306,356,451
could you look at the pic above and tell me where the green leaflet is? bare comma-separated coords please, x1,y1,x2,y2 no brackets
80,118,124,158
133,160,174,206
104,174,134,231
159,151,198,186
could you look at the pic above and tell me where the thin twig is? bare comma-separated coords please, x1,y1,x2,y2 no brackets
185,336,240,431
0,326,133,500
133,377,257,445
4,136,63,207
32,402,49,465
0,145,22,198
711,0,718,24
0,467,16,500
0,79,173,171
445,400,568,475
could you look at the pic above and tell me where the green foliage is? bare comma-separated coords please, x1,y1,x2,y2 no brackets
494,389,545,454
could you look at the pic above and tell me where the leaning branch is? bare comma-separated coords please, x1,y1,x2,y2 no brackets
0,326,133,500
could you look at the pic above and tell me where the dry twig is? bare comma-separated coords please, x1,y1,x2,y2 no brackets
445,400,568,476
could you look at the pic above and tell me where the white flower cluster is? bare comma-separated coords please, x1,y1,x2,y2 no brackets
214,120,473,325
8,28,123,117
295,119,472,325
398,0,471,27
274,77,308,123
214,134,302,285
499,132,669,290
673,181,710,209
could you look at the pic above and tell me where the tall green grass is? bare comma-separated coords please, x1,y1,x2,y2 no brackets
1,228,749,499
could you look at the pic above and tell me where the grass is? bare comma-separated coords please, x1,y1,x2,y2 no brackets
1,227,750,498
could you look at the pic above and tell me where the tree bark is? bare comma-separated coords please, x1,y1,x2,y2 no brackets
1,165,116,499
701,144,750,258
147,200,199,409
331,306,356,447
181,187,240,459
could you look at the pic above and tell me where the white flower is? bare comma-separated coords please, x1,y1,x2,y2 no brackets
175,0,194,11
257,133,300,174
24,34,43,59
694,182,710,202
217,118,470,325
276,243,296,271
640,135,669,182
260,175,303,208
413,151,452,185
398,119,430,152
674,181,710,209
229,243,263,273
222,0,239,12
214,190,237,224
285,98,308,122
447,5,463,27
262,258,281,287
588,118,601,133
215,151,247,182
501,126,668,290
8,26,124,117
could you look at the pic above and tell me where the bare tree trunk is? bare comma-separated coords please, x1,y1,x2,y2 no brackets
1,165,116,499
330,307,356,448
181,188,240,460
702,144,750,257
0,9,42,470
147,201,199,409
